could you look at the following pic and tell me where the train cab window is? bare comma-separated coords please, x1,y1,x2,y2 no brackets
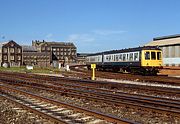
157,52,161,60
145,52,150,60
151,52,156,60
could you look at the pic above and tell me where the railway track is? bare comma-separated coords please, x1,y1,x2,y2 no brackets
0,72,180,122
0,84,133,124
1,77,180,115
70,67,180,86
0,72,179,97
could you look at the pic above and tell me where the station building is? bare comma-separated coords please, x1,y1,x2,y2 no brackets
145,34,180,66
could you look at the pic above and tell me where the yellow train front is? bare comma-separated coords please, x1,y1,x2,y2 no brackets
86,46,163,75
140,48,163,75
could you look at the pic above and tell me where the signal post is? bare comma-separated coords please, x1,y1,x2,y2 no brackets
91,64,96,80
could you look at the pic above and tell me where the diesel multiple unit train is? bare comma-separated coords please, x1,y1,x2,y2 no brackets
86,46,163,75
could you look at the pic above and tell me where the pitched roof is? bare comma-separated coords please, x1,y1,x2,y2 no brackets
145,36,180,46
0,42,8,48
153,34,180,41
0,40,21,48
32,40,76,47
22,45,37,52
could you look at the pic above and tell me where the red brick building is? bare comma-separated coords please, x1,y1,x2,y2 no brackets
0,40,22,67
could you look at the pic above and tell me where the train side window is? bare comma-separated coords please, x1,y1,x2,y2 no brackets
151,52,156,60
145,52,150,60
106,56,108,61
116,55,118,61
157,52,161,60
123,54,126,61
127,54,129,61
119,54,122,61
129,53,133,61
134,53,139,61
109,56,111,60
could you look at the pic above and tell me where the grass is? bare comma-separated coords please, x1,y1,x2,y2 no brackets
0,66,68,74
0,66,26,72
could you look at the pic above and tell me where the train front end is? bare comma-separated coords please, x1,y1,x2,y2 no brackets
141,48,163,75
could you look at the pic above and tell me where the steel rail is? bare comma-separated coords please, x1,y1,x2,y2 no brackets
0,72,180,95
1,81,180,114
0,74,179,97
0,94,68,124
1,77,179,108
0,84,134,124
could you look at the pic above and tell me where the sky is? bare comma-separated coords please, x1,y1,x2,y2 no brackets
0,0,180,53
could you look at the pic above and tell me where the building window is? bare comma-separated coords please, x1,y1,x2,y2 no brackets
18,48,21,53
53,52,56,55
10,48,14,53
10,43,14,47
47,47,50,51
3,55,7,60
53,48,56,51
10,55,14,60
3,48,7,53
18,55,21,60
42,47,45,51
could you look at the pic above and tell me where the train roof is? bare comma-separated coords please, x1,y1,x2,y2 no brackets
87,46,161,56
